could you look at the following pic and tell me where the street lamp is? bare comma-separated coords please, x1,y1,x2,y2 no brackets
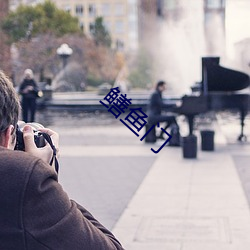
56,43,73,68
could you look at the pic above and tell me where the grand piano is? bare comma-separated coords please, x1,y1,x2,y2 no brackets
175,57,250,141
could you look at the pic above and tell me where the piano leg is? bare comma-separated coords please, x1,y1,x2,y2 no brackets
185,110,247,140
187,115,195,135
238,109,247,142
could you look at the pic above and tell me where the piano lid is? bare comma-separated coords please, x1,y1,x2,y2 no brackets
201,57,250,92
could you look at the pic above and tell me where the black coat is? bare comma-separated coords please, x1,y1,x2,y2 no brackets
147,90,165,116
19,79,38,99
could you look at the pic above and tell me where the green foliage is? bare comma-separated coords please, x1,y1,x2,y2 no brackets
86,73,103,87
92,17,111,47
128,50,153,89
1,0,80,42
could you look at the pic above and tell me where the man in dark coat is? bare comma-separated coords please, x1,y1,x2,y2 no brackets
0,70,124,249
147,80,179,139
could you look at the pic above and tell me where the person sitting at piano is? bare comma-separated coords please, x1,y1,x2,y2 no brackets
147,80,179,141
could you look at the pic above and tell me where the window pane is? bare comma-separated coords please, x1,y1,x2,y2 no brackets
206,0,223,9
103,20,112,31
115,3,125,16
116,39,124,50
89,22,95,33
115,20,124,33
80,22,84,32
64,5,71,13
164,0,177,10
76,5,84,16
89,4,97,17
102,3,111,16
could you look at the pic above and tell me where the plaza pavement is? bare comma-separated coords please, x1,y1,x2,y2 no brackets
111,115,250,250
43,111,250,250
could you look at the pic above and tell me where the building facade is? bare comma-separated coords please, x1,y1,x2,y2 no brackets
51,0,138,51
138,0,226,53
9,0,44,10
9,0,138,51
137,0,157,42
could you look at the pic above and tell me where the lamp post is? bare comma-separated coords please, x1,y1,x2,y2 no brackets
56,43,73,68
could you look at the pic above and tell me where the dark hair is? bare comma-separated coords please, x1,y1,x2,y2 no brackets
156,81,166,90
0,71,20,143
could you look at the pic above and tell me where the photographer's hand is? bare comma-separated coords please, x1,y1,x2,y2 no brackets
23,125,59,165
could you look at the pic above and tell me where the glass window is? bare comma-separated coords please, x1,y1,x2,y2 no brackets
115,20,124,33
116,39,124,50
103,20,112,32
89,22,95,33
128,20,136,32
115,3,125,16
76,5,84,16
102,3,111,16
80,22,84,32
64,5,71,13
128,3,137,16
164,0,177,10
89,4,96,17
205,0,224,9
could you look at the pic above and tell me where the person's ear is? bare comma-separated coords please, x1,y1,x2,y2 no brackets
2,125,15,149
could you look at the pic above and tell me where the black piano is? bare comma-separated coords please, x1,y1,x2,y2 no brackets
175,57,250,141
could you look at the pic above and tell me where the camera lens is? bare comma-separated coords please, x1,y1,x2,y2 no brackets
14,121,46,151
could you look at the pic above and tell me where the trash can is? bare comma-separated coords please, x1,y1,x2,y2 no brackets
200,130,214,151
145,123,156,143
182,135,197,159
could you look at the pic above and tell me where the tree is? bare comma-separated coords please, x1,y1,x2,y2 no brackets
128,49,153,89
0,0,12,75
13,33,121,90
1,0,80,43
91,17,112,47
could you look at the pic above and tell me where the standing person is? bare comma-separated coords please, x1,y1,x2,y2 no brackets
0,70,124,249
147,80,179,140
19,69,39,123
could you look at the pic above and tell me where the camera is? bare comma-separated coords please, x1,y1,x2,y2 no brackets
14,122,46,151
